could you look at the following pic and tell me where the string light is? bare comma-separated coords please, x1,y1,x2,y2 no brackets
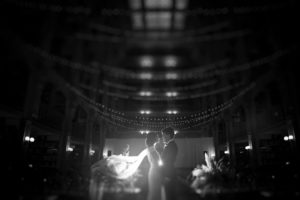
24,42,257,130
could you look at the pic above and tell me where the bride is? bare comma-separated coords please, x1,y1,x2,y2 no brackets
145,132,165,200
90,133,164,200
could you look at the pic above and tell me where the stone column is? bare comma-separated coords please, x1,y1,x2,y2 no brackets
245,95,259,169
58,97,76,172
226,110,236,169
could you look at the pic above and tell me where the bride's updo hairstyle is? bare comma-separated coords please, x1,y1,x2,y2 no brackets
145,132,157,147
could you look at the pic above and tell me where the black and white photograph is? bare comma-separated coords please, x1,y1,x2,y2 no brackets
0,0,299,200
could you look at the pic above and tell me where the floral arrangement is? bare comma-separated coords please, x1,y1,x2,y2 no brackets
189,153,235,196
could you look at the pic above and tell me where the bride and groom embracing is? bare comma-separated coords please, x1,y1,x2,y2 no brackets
145,127,178,200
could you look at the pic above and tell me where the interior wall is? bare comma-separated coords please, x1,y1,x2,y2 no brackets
104,137,215,168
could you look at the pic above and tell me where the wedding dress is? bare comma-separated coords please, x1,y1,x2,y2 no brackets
147,146,165,200
90,147,165,200
91,148,148,180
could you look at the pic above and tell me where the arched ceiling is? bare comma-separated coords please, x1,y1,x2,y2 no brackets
1,0,296,137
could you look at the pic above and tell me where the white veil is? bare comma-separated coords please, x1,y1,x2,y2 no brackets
91,148,148,180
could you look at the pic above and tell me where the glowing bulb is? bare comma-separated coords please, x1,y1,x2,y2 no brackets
166,110,178,114
284,136,289,141
288,135,294,140
139,91,152,96
89,149,95,155
29,137,35,142
158,159,163,166
166,91,178,97
25,136,30,141
140,110,151,114
224,150,230,154
67,147,74,152
140,56,154,67
164,55,177,67
245,145,251,150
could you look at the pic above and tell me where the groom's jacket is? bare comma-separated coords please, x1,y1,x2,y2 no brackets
161,140,178,178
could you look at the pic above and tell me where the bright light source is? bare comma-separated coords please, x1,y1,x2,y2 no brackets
165,72,178,79
245,145,251,150
140,56,154,67
67,147,74,152
158,159,163,166
139,91,152,96
164,55,177,67
174,130,178,135
140,130,150,134
288,135,294,140
29,137,35,142
139,73,152,80
166,110,178,114
28,164,33,168
89,149,95,156
25,136,30,141
140,110,151,114
284,136,289,141
224,150,230,154
211,153,215,157
166,91,178,97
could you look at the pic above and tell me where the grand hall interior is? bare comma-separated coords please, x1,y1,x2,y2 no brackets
0,0,299,200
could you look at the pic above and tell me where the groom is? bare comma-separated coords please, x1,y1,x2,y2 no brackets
161,127,178,200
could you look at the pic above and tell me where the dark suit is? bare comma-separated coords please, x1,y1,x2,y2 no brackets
161,140,178,200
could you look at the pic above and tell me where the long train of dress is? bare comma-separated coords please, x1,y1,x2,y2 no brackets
91,148,148,180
